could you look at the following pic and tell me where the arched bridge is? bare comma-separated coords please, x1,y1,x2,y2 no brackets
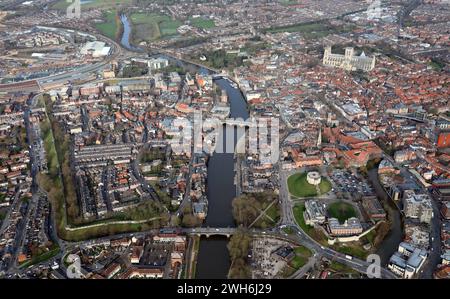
182,227,237,238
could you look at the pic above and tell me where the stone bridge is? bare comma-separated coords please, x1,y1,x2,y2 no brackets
182,227,271,238
182,227,237,238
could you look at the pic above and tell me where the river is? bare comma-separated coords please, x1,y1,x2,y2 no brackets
195,79,250,278
367,169,403,265
116,18,249,278
120,14,143,52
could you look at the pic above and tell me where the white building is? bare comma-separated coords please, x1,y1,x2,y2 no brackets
80,41,111,57
148,57,169,71
306,171,321,186
323,46,375,72
388,242,427,278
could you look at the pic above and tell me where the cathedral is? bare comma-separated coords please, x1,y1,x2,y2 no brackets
323,46,376,72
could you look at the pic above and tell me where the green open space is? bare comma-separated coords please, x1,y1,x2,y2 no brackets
280,0,300,6
264,21,355,39
95,10,119,40
232,192,280,229
327,201,357,223
329,261,358,274
189,17,215,29
290,255,307,269
287,172,331,197
331,242,368,260
130,13,181,42
289,245,312,269
0,193,7,202
282,226,294,235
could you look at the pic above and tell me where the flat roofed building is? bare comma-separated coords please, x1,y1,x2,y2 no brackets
304,200,326,225
80,41,111,58
362,196,386,221
402,191,433,224
388,242,427,278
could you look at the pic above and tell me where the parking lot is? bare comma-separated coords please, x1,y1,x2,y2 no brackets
330,170,374,198
250,237,292,279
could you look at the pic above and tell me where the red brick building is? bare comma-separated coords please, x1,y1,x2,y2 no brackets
437,132,450,148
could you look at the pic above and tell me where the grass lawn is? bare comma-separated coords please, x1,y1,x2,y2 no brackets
267,22,326,34
289,245,312,270
40,117,58,178
331,242,369,260
266,21,355,39
290,255,307,269
95,10,119,40
131,13,181,41
329,261,358,274
282,226,294,235
363,229,376,245
189,17,215,29
280,0,299,5
287,172,331,197
318,178,332,194
327,201,357,223
265,203,280,222
294,246,312,257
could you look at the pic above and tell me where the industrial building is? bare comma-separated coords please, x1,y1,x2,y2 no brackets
80,41,111,57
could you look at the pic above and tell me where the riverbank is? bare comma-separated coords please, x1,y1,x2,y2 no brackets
368,169,404,265
195,78,251,278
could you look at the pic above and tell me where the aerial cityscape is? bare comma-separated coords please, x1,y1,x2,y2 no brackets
0,0,449,281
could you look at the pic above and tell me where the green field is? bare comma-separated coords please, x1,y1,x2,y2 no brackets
40,117,58,178
131,13,181,42
331,243,368,260
280,0,299,6
289,245,312,270
329,261,358,274
265,21,355,39
327,201,357,223
52,0,133,10
95,10,119,40
189,17,215,29
287,172,332,197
